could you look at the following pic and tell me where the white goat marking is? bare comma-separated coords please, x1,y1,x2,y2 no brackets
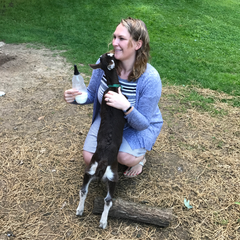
76,189,87,216
76,178,93,216
99,200,113,229
110,60,115,69
107,53,114,57
107,60,115,70
87,162,98,175
102,166,114,181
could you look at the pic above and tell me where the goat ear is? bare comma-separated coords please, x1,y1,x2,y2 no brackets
89,63,102,69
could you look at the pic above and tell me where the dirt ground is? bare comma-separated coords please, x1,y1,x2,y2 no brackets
0,43,239,240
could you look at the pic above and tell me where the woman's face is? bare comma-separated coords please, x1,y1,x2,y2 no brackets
112,24,140,62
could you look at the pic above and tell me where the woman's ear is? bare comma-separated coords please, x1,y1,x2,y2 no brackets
135,40,143,50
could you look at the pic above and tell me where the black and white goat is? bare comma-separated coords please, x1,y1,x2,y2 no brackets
76,53,126,229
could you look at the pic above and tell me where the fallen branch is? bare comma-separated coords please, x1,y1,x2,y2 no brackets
92,197,175,227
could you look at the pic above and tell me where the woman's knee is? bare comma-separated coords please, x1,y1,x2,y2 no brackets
82,150,93,165
117,152,135,166
118,152,145,167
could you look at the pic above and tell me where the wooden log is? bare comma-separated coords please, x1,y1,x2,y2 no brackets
92,197,175,227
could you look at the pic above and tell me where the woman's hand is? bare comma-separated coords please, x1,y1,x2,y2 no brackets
64,89,81,103
104,87,131,111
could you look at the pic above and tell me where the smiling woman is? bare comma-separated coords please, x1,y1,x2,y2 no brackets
112,23,142,79
64,17,163,178
112,18,150,82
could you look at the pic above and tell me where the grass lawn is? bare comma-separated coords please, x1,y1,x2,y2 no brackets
0,0,240,97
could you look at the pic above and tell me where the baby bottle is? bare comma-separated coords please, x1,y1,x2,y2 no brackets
72,65,88,104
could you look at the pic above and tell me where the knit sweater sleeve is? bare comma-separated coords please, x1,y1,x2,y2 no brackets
124,66,162,131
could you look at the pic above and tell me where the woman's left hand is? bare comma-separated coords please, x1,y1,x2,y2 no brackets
104,87,131,111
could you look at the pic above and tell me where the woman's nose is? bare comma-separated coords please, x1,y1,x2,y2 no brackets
112,38,118,46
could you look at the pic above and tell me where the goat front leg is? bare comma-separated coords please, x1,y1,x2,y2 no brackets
99,181,116,229
76,173,93,216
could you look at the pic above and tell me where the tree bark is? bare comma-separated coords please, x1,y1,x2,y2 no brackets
92,197,175,227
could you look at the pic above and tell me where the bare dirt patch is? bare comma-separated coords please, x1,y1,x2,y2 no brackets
0,43,239,239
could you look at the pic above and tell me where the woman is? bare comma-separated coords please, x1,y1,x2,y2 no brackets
64,17,163,178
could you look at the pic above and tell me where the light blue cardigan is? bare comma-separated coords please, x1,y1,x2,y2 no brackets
76,62,163,151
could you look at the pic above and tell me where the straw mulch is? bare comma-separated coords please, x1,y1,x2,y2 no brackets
0,44,239,239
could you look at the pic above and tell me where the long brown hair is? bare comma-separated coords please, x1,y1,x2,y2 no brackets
111,17,150,82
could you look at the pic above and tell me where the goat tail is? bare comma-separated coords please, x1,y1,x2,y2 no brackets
95,160,108,179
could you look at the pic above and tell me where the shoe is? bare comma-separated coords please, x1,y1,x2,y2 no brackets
124,157,146,178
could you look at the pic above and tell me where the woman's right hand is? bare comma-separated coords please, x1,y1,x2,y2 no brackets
64,89,81,103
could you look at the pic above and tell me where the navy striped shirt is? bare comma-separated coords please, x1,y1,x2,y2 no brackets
98,75,137,106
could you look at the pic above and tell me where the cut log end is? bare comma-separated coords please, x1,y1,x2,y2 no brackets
92,197,175,227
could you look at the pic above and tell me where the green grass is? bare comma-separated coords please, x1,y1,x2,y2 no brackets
180,89,228,115
0,0,240,97
164,92,227,117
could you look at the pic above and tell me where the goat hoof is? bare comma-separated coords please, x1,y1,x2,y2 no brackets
76,209,83,216
99,221,107,229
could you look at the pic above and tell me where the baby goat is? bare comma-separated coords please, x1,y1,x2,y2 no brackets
76,53,126,229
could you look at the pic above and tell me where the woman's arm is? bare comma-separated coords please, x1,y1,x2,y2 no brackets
125,71,162,131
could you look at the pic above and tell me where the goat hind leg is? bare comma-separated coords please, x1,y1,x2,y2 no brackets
99,181,116,229
76,173,93,216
